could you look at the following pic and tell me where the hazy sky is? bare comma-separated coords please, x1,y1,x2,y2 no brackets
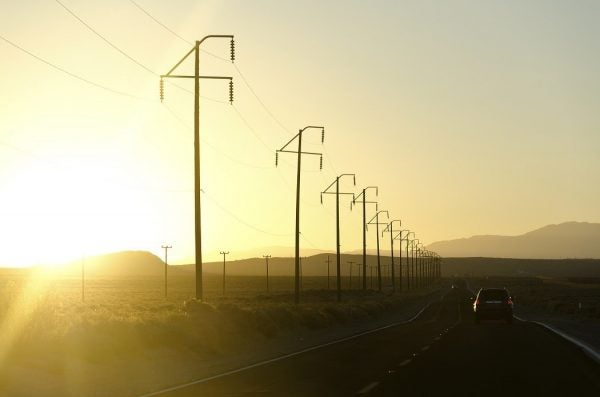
1,0,599,266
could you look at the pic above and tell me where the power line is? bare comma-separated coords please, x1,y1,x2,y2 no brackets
127,0,228,62
55,0,155,76
0,34,144,100
124,0,291,138
202,189,292,238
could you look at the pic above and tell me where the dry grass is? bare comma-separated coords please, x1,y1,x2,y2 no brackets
0,273,439,395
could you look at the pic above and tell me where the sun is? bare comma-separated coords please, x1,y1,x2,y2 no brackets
0,150,161,268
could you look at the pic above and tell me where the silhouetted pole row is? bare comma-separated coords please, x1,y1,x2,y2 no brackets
368,210,389,291
262,255,271,292
325,255,331,289
321,174,356,302
353,186,378,291
348,261,355,289
382,220,401,293
220,251,230,294
162,244,172,298
276,126,325,304
161,34,235,302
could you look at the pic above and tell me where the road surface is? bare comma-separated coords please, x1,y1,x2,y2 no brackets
142,287,600,396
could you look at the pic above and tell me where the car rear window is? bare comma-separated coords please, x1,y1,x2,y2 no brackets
479,289,508,300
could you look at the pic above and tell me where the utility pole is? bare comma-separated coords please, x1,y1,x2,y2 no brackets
406,232,415,289
220,251,229,295
394,229,408,291
382,220,401,293
321,174,356,302
161,244,172,298
325,255,331,290
348,261,355,289
413,239,420,288
161,35,235,302
276,126,325,304
352,187,378,290
368,210,389,292
263,255,271,292
81,254,85,302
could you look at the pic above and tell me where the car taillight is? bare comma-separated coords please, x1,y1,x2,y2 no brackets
474,299,480,306
506,298,513,305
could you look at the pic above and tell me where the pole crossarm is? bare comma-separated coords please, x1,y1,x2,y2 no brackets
278,126,324,151
368,210,389,225
382,219,401,235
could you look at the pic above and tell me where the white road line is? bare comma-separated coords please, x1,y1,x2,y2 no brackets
513,315,600,364
421,345,430,351
357,381,380,394
399,359,412,366
138,299,440,397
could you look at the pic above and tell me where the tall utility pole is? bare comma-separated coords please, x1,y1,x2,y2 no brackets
406,232,415,289
353,187,378,290
161,244,172,298
81,254,85,302
276,126,325,304
368,210,389,291
220,251,230,295
348,261,355,289
161,35,235,302
394,229,409,291
321,174,356,302
263,255,271,292
382,220,401,293
413,239,420,288
325,255,331,290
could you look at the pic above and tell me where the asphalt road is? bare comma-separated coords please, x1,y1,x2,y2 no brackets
144,287,600,397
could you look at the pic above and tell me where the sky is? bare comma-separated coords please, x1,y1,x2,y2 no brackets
1,0,599,267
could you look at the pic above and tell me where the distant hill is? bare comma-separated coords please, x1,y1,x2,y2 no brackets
62,251,168,277
427,222,600,259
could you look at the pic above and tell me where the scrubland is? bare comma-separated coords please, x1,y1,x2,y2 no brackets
0,269,445,396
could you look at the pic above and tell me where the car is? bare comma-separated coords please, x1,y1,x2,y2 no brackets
473,288,514,324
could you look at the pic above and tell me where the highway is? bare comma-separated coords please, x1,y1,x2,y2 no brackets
142,287,600,396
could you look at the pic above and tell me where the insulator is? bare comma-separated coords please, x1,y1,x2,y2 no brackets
275,152,279,166
321,129,325,143
160,78,164,102
230,39,235,63
320,193,323,204
229,80,234,104
319,155,323,170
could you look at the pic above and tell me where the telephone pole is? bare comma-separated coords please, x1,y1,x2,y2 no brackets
81,254,85,302
406,232,415,289
394,229,409,291
348,261,355,289
321,174,356,302
325,255,331,290
352,187,378,290
276,126,325,304
161,244,172,298
161,35,235,302
220,251,229,295
382,220,401,293
263,255,271,292
368,210,389,291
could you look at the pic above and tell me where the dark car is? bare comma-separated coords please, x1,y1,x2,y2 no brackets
473,288,514,324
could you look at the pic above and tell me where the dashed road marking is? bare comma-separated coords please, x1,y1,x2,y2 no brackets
399,359,412,366
357,381,380,394
421,345,430,351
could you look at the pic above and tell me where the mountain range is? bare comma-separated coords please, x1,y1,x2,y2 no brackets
426,221,600,259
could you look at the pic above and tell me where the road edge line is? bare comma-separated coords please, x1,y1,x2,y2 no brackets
513,315,600,364
137,295,442,397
